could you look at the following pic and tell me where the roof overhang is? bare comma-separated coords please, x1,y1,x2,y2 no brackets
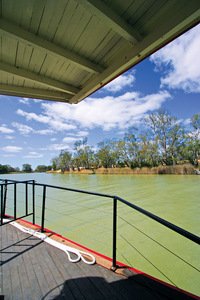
0,0,199,104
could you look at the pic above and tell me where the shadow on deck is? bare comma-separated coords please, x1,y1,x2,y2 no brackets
0,222,196,300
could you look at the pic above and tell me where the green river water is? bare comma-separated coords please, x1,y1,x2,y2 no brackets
0,173,200,296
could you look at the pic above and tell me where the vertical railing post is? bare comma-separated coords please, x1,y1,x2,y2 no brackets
111,197,117,271
25,181,28,215
3,179,7,217
14,183,17,220
1,184,3,225
41,185,46,232
32,180,35,225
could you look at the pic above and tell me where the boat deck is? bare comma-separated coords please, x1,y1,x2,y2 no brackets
0,222,196,300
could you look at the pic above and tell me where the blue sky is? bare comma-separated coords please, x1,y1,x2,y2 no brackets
0,24,200,170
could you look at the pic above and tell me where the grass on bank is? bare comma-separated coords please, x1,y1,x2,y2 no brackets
46,164,197,175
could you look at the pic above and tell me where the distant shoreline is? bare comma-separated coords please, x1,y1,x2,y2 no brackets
47,164,196,175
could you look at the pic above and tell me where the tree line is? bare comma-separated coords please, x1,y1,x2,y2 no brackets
1,111,199,174
0,163,52,174
51,111,200,172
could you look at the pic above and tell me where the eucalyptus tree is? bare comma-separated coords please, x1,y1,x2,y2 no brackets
96,139,118,168
73,138,94,169
22,163,32,173
185,114,200,166
124,127,141,167
51,157,59,171
140,132,160,167
58,150,72,172
144,110,185,165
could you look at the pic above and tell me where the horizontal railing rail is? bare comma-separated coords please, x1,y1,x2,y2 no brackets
1,178,200,269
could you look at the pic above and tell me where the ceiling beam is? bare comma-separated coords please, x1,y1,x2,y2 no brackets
0,62,80,95
0,19,104,74
70,6,200,104
0,84,72,102
76,0,142,44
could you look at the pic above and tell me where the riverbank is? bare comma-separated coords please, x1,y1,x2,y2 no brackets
47,164,196,175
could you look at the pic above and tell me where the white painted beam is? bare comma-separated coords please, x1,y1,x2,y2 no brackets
0,19,104,74
0,84,72,102
0,62,80,95
76,0,142,44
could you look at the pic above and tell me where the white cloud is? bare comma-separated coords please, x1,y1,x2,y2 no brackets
19,98,29,105
76,131,89,137
33,99,43,103
184,118,191,125
41,144,71,151
16,109,76,131
23,152,43,158
150,24,200,93
12,122,54,135
41,90,171,131
16,90,171,135
5,135,15,140
103,72,135,92
36,129,54,135
12,122,33,135
62,137,79,143
50,138,57,142
1,146,22,152
0,124,14,134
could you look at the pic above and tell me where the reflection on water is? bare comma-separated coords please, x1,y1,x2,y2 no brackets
1,173,200,296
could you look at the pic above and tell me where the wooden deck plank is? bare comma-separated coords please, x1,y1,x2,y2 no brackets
27,240,55,298
55,249,104,300
13,225,43,300
11,225,33,300
48,245,85,299
1,225,12,300
78,261,122,299
0,223,197,300
32,243,61,298
3,224,23,300
42,246,75,300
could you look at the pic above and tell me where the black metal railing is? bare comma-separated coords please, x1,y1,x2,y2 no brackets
0,179,35,226
1,179,200,270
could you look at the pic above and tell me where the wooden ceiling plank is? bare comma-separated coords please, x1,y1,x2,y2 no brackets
0,19,104,74
76,0,142,44
45,1,69,42
40,55,60,78
130,0,167,29
106,0,134,18
62,4,87,49
1,35,16,65
0,61,80,94
70,7,200,104
71,15,102,58
140,0,193,34
29,0,46,35
65,5,92,51
22,44,33,70
0,84,72,102
121,0,146,21
15,41,26,68
37,0,59,39
1,0,13,20
10,0,23,26
97,36,125,66
28,47,47,74
52,0,77,44
20,0,34,30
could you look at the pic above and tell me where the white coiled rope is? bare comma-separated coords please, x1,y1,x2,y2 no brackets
10,221,96,265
